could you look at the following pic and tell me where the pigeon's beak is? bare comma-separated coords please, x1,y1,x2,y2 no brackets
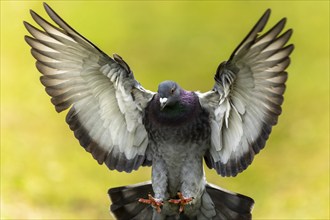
159,97,168,110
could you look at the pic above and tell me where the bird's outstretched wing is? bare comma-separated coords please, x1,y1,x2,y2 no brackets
24,3,155,172
199,9,294,177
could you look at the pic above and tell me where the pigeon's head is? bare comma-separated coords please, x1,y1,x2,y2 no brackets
157,81,182,110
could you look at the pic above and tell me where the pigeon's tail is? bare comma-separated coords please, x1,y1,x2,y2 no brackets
108,181,154,220
108,181,254,220
204,183,254,220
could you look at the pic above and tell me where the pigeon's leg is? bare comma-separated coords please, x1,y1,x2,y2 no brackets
138,194,163,213
151,156,168,200
170,155,204,213
168,192,193,213
139,157,167,213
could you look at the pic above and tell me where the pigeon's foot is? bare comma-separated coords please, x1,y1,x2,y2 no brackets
168,192,193,213
138,194,163,213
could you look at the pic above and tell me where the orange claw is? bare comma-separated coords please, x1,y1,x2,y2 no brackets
138,194,163,213
168,192,193,213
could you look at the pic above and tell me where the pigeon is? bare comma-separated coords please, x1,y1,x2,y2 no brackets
24,3,293,220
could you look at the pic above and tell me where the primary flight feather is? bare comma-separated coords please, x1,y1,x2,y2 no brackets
24,3,293,219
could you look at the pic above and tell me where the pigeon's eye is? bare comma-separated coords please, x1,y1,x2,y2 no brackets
170,88,175,94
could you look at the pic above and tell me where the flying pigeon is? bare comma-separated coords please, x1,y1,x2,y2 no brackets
24,3,293,220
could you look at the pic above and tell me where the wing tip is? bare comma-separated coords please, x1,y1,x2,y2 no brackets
24,35,35,46
23,21,37,37
259,8,271,29
284,44,295,56
282,28,293,42
277,17,287,30
43,2,55,17
229,8,273,59
264,8,271,18
29,8,38,19
23,20,29,27
43,2,50,9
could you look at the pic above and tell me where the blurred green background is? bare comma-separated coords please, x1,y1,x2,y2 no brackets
1,1,329,219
